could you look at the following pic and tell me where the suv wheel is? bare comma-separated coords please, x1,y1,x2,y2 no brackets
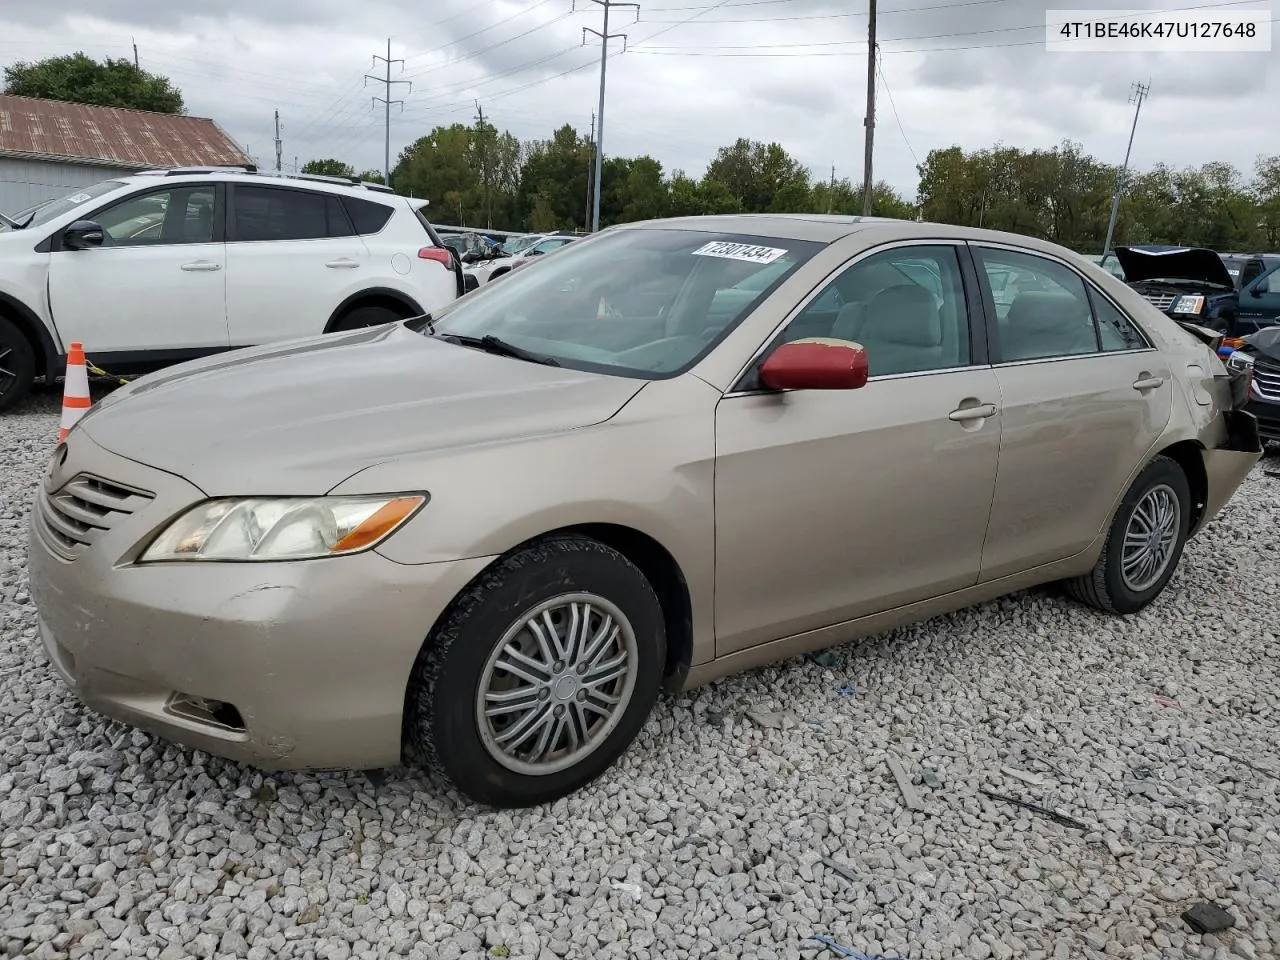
0,317,36,413
331,305,404,332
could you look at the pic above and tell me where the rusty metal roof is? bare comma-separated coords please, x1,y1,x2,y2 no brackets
0,94,249,169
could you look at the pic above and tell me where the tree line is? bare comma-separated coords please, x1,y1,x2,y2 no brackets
6,53,1278,252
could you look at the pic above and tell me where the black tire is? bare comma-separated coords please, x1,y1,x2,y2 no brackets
1064,455,1192,615
331,305,404,332
405,535,666,808
0,316,36,414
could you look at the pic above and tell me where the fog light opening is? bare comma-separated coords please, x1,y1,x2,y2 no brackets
166,693,246,732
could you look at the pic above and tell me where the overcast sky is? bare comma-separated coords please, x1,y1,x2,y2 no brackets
1,0,1276,199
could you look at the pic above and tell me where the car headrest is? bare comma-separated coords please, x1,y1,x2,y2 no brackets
863,284,941,347
1007,291,1086,331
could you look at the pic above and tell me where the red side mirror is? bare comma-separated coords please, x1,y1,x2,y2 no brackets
758,339,869,391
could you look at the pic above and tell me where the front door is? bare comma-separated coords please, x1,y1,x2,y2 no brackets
224,183,370,345
1238,266,1280,333
714,242,1002,655
47,184,228,354
970,244,1174,581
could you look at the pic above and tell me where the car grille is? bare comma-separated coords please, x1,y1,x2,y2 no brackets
35,474,155,561
1142,292,1177,311
1252,357,1280,401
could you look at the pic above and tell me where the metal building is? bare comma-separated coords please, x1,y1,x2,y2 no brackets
0,94,250,215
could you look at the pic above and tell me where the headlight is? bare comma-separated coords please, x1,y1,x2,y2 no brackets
140,495,426,562
1226,350,1254,371
1172,295,1205,315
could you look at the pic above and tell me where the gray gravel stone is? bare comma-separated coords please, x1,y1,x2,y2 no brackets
2,391,1279,960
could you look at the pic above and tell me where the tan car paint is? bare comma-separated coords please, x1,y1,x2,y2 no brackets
28,214,1263,773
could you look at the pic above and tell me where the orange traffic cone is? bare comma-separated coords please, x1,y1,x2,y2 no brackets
58,342,91,442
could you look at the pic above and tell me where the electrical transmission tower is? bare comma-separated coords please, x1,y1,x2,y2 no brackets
1101,80,1150,258
366,38,411,188
578,0,640,233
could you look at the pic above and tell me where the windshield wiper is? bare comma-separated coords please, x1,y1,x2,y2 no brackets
439,334,560,367
0,211,21,229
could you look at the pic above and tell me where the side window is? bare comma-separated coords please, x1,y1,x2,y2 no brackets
1258,269,1278,295
774,245,971,378
94,187,216,246
977,248,1099,362
1090,290,1149,351
343,196,394,235
232,186,351,241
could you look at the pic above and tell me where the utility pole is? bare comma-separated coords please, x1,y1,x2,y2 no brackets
861,0,877,217
826,164,836,214
1101,80,1150,258
366,38,410,188
474,101,492,229
579,0,640,233
132,38,139,70
585,112,596,232
273,110,282,173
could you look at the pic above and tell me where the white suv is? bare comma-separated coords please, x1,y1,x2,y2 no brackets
0,167,463,412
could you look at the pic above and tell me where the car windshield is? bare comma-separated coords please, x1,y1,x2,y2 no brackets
428,228,823,378
502,235,541,255
0,179,126,232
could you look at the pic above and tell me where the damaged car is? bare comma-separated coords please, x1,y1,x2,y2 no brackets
27,216,1263,809
1224,325,1280,445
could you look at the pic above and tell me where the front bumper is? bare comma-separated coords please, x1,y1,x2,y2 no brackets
1245,397,1280,442
27,430,492,771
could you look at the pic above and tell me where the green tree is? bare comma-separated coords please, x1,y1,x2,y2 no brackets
357,170,385,185
517,124,593,230
392,124,476,217
705,138,809,212
302,158,355,178
3,52,184,113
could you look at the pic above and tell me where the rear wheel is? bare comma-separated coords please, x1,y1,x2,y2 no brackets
331,304,404,332
405,535,665,808
0,317,36,413
1065,455,1192,614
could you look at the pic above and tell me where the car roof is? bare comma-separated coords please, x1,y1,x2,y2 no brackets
613,213,1101,257
127,167,402,203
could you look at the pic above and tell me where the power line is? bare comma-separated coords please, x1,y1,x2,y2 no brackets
578,0,641,233
366,38,411,186
639,0,1018,23
877,56,918,167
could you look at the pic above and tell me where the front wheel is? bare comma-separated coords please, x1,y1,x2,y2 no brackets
1065,455,1192,614
0,317,36,414
405,536,666,808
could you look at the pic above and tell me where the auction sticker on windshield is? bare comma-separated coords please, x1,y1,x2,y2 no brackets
692,241,788,264
66,193,93,204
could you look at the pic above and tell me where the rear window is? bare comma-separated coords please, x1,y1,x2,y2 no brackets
343,196,394,235
429,229,824,379
232,186,353,241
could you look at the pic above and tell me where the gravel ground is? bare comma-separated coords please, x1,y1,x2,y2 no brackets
2,386,1278,960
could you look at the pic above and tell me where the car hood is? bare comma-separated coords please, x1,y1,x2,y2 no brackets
1244,326,1280,361
77,323,646,496
1114,246,1235,289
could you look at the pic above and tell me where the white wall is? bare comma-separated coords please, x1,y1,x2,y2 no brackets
0,157,135,217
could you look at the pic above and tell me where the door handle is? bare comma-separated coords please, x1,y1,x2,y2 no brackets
948,402,997,422
325,258,359,269
180,260,221,272
1132,376,1165,391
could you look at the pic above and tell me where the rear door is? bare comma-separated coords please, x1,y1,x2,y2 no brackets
1238,265,1280,331
971,243,1174,581
223,184,370,345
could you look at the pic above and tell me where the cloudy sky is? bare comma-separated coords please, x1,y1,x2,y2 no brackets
1,0,1276,199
